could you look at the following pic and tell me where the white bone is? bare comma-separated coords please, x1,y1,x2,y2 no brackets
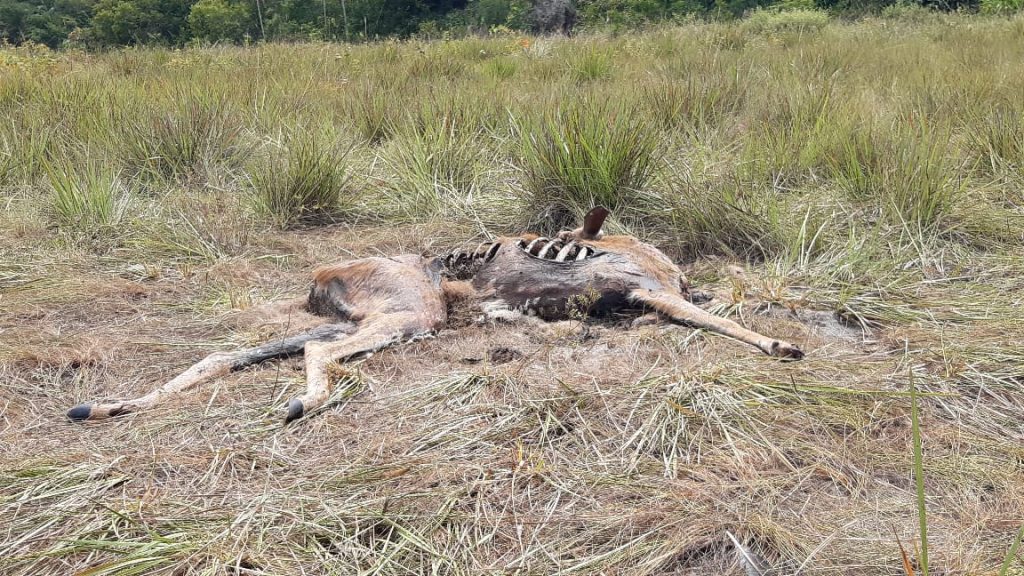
537,240,560,259
555,242,577,262
525,237,547,253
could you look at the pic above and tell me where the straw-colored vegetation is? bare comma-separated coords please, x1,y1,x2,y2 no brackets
2,13,1024,575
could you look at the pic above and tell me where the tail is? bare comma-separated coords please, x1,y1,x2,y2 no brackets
67,322,356,421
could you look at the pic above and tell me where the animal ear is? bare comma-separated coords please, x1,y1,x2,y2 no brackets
581,206,609,238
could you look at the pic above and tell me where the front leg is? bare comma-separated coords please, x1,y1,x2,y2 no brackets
630,289,804,359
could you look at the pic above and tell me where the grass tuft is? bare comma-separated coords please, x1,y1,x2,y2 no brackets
250,135,353,228
122,92,244,180
518,100,659,232
568,47,614,82
44,157,127,234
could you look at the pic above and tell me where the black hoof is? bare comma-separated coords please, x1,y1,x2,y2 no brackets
67,403,92,422
284,399,305,424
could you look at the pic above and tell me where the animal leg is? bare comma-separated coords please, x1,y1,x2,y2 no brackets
67,323,355,421
630,289,804,359
284,313,434,423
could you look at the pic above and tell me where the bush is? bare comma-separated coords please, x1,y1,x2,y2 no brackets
880,1,943,23
250,137,353,228
980,0,1023,14
188,0,253,43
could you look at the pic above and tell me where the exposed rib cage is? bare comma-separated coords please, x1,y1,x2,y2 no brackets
517,237,595,261
440,241,501,280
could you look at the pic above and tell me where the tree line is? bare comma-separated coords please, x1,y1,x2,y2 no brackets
0,0,988,49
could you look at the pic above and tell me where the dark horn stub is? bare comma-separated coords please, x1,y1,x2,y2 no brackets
581,206,609,239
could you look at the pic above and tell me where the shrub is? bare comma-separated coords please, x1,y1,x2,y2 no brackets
188,0,253,44
250,137,353,228
880,1,943,23
980,0,1023,13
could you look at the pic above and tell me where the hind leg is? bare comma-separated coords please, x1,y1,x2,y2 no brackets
67,323,355,421
284,315,435,423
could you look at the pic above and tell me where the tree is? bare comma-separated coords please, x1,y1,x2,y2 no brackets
0,0,93,47
188,0,252,42
86,0,192,45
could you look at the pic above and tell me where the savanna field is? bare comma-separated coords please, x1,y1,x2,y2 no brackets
2,12,1024,574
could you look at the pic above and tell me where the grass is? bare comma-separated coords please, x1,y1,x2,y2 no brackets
518,99,659,232
911,369,930,575
2,14,1024,575
250,134,353,228
45,157,127,235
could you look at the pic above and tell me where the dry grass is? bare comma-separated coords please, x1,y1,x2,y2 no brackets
3,15,1024,575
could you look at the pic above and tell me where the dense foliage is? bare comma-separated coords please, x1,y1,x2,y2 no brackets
0,0,1013,48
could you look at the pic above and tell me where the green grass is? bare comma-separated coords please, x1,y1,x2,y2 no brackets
518,99,659,232
250,135,353,228
2,15,1024,576
911,370,930,576
45,157,126,234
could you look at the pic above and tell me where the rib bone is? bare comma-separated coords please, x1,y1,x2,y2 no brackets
554,242,577,262
537,240,560,260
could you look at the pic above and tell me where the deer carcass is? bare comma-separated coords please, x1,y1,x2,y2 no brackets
67,207,803,424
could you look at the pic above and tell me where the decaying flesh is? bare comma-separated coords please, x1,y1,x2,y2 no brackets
67,207,804,424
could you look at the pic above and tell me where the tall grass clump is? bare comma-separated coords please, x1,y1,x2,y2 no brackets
568,48,614,82
661,173,790,258
481,57,518,81
122,93,244,179
45,158,127,234
639,69,746,132
742,80,845,184
742,7,831,36
0,140,15,186
343,78,406,145
967,107,1024,174
379,95,494,220
250,136,353,228
829,126,889,201
881,124,963,232
518,101,659,232
828,122,963,232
